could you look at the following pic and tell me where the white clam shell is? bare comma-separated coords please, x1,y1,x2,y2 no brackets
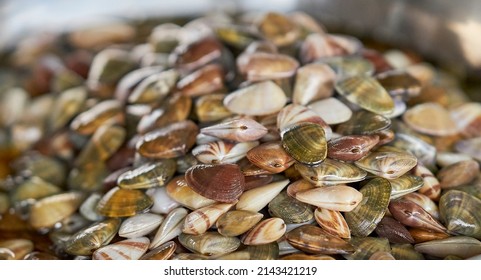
236,179,289,212
147,187,180,214
119,213,164,238
92,237,150,260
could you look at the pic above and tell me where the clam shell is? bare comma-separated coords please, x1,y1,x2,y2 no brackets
179,232,240,256
65,218,121,256
241,217,286,245
437,160,479,189
391,133,436,170
388,174,424,199
414,236,481,259
277,104,332,140
335,76,394,115
286,225,354,255
216,210,263,237
193,140,259,164
314,208,351,239
136,120,199,159
439,190,481,239
223,81,287,116
369,251,396,260
150,208,188,249
319,56,374,79
170,253,209,260
345,178,392,237
281,123,327,166
96,187,153,217
0,239,34,260
286,179,316,197
280,254,335,260
290,11,326,35
29,192,84,230
236,179,289,212
117,159,176,189
268,191,313,223
93,237,150,260
327,135,379,162
70,100,123,135
403,103,458,136
119,213,164,238
292,64,335,105
344,237,391,260
295,159,367,186
178,64,224,97
450,102,481,137
376,70,421,98
173,37,223,72
257,12,300,47
195,93,232,123
11,176,61,203
237,52,299,82
49,86,87,131
374,216,414,244
79,193,103,221
354,148,417,180
389,199,447,233
200,118,268,142
146,187,180,214
299,33,361,64
336,110,391,135
414,164,441,201
185,163,244,203
140,241,176,260
214,251,251,260
308,97,353,125
245,242,279,260
409,228,450,243
244,174,274,190
295,185,363,212
391,244,424,260
246,141,294,173
165,176,216,210
0,248,15,260
183,203,234,235
128,69,178,104
455,137,481,162
436,152,473,168
403,192,440,220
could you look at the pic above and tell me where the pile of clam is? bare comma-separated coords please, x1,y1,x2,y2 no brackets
1,11,481,260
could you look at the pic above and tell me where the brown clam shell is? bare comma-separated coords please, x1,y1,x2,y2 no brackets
178,64,225,97
185,163,245,203
437,160,479,189
327,135,379,162
375,216,415,244
389,199,447,233
246,141,294,173
96,187,153,217
286,225,354,255
173,37,223,72
237,52,299,82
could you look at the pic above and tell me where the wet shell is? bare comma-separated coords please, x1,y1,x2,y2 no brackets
414,236,481,259
403,103,458,136
241,218,286,245
455,137,481,162
195,93,232,123
128,69,178,104
403,192,440,220
65,218,121,256
165,176,216,210
281,123,327,166
178,64,224,97
344,237,391,260
314,208,351,239
185,163,244,203
450,102,481,137
0,239,34,260
295,159,367,186
237,52,299,82
295,185,363,212
439,190,481,239
409,228,450,243
93,237,150,260
29,192,84,230
389,199,447,233
354,149,417,180
286,225,354,255
437,160,479,189
414,164,441,201
136,120,199,159
236,179,289,212
391,244,424,260
11,176,61,203
292,63,335,105
150,208,188,249
200,118,268,142
178,232,240,256
96,187,153,218
223,81,287,116
389,174,424,199
140,241,176,260
277,104,332,140
216,210,263,237
268,191,313,223
119,213,164,238
345,178,392,237
336,110,391,135
286,179,316,197
327,135,379,162
246,141,294,173
146,187,180,214
308,97,353,125
374,216,415,244
245,242,279,260
183,203,234,235
117,159,176,189
193,140,258,164
335,76,394,115
70,99,123,135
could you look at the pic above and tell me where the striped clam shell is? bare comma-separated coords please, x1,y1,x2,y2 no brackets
241,218,286,245
192,140,259,164
440,190,481,239
403,103,458,136
388,174,424,199
93,237,150,260
286,225,354,255
29,192,84,230
414,236,481,259
295,185,363,212
117,159,176,189
183,203,235,235
344,237,391,260
281,122,327,166
336,110,391,135
96,187,153,218
389,199,447,234
179,232,241,256
413,164,441,201
295,159,367,186
65,218,121,256
216,210,264,237
165,176,216,210
277,104,332,140
354,148,417,180
150,208,188,249
268,191,313,223
314,208,351,239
